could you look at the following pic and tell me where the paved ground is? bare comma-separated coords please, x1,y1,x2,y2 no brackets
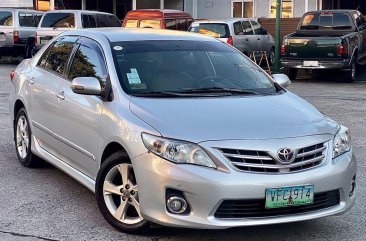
0,62,365,241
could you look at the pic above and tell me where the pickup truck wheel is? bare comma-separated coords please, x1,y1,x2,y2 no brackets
269,48,275,66
345,59,357,83
284,68,298,80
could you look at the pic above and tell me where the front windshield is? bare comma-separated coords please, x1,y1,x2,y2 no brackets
111,40,277,97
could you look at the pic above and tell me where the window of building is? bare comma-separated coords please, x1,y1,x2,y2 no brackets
140,19,161,29
270,0,293,18
164,0,184,11
232,1,254,18
136,0,160,9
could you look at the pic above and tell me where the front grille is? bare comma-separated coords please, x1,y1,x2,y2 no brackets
218,142,327,174
214,190,340,219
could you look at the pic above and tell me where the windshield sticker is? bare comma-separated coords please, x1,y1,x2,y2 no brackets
113,46,123,51
127,68,141,84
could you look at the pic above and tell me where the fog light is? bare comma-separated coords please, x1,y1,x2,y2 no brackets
349,175,356,197
167,196,188,214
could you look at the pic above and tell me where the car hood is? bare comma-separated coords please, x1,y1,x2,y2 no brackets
129,92,339,143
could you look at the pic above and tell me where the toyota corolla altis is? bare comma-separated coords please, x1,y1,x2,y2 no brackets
9,28,356,233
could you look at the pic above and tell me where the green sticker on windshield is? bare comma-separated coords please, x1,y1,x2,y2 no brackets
127,68,141,84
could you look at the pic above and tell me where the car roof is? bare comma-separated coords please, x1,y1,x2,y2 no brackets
305,9,355,14
193,18,258,24
43,9,114,15
125,9,192,19
62,28,217,42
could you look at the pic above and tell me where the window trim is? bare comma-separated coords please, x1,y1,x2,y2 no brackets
268,0,294,18
231,0,255,18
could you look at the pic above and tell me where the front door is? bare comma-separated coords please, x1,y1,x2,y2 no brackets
53,37,107,178
29,36,77,156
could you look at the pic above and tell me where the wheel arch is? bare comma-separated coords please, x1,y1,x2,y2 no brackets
100,141,129,166
13,99,25,123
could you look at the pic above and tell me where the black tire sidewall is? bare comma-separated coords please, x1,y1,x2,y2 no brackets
95,151,150,234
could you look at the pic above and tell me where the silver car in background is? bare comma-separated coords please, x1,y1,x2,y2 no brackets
9,28,356,234
0,8,43,58
34,10,121,53
189,18,275,64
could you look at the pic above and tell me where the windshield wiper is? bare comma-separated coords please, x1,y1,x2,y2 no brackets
132,91,188,97
176,87,261,95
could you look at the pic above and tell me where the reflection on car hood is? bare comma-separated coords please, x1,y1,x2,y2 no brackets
129,92,339,143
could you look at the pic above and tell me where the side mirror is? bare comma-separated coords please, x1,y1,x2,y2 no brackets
272,74,291,88
71,77,102,95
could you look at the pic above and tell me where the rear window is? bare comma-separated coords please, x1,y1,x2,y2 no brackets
82,14,121,28
189,23,230,38
41,12,75,28
140,19,161,29
0,11,13,26
19,12,43,27
300,12,353,30
124,20,138,28
165,19,177,30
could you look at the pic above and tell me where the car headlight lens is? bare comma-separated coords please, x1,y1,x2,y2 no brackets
141,133,217,168
333,125,351,158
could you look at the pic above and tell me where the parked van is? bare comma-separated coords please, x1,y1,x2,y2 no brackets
122,9,193,31
0,8,43,58
34,10,121,55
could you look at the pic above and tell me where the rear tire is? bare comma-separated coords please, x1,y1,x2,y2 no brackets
96,151,150,234
345,58,357,83
284,68,298,80
14,108,41,167
269,48,275,66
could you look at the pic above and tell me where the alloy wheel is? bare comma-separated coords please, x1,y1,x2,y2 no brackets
103,163,143,225
16,116,29,159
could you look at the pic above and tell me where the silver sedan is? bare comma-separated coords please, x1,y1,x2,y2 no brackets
9,28,356,233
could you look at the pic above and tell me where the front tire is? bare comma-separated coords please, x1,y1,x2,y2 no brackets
14,108,41,167
284,68,298,80
95,151,150,234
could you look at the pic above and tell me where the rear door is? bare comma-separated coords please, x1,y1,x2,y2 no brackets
53,37,106,178
0,10,14,46
37,12,76,47
29,36,78,156
241,20,259,53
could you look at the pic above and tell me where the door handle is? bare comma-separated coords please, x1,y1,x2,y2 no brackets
56,91,65,100
246,38,249,41
257,38,261,41
27,77,34,84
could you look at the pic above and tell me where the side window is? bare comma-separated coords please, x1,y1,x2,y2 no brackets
125,20,138,28
68,40,107,89
233,21,243,35
19,12,35,27
165,19,176,30
251,21,265,34
34,13,43,26
41,13,75,28
187,18,193,29
0,11,13,26
38,37,77,76
82,14,97,28
96,14,121,27
177,19,187,31
242,21,254,35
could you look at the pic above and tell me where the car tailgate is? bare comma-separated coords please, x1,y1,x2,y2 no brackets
36,28,66,45
284,37,342,59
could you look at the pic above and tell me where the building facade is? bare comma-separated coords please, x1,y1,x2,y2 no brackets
31,0,365,19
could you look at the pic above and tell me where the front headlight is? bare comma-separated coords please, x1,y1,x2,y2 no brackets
141,133,217,168
333,125,351,158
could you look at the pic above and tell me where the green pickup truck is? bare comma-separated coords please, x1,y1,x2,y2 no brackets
281,10,366,82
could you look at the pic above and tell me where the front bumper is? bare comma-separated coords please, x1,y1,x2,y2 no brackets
132,146,356,229
281,58,351,70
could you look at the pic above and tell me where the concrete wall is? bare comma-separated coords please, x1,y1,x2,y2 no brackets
191,0,319,19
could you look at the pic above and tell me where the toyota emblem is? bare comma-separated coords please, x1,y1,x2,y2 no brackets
277,148,295,164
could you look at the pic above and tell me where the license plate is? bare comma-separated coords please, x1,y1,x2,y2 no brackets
303,61,319,67
40,39,50,44
265,185,314,209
